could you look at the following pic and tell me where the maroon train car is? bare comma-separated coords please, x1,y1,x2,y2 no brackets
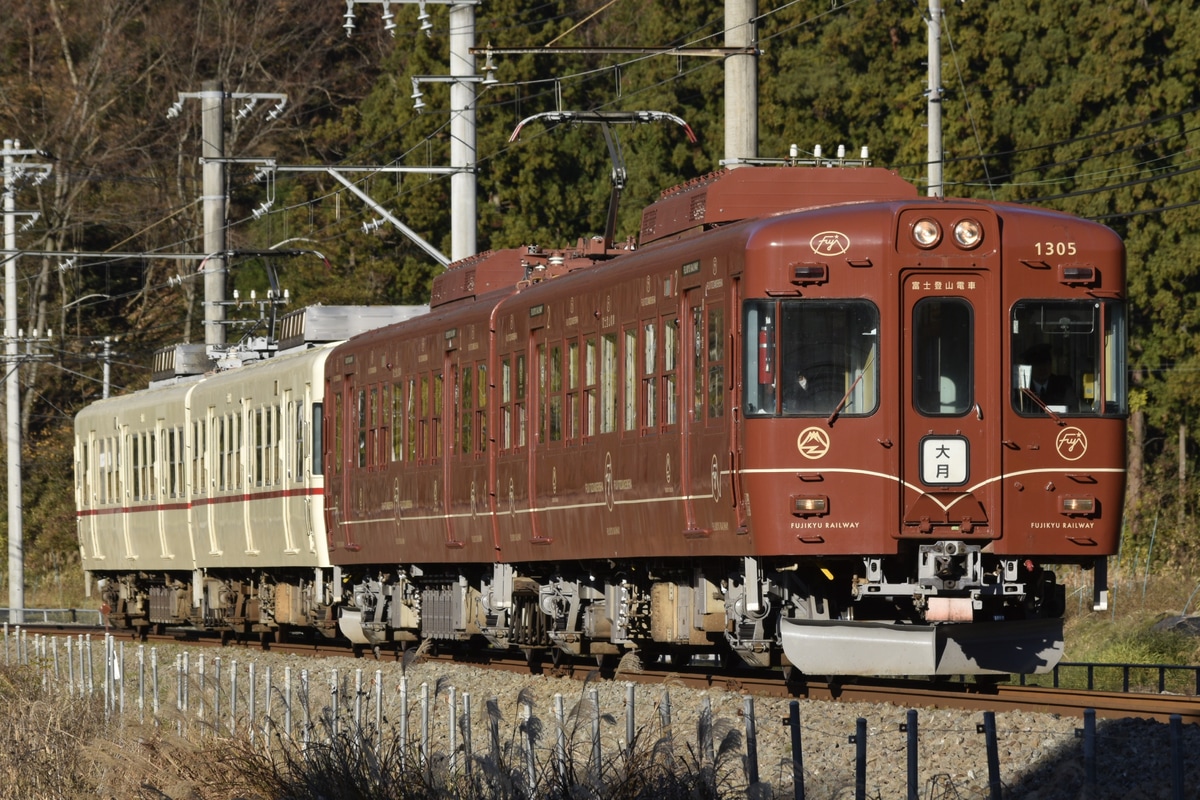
325,163,1126,676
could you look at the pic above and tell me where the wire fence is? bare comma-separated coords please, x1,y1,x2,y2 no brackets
3,625,1196,800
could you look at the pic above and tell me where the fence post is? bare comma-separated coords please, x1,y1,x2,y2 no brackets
302,668,311,751
66,636,74,697
286,666,294,740
463,691,474,781
213,657,221,735
659,688,674,765
137,645,145,724
1081,707,1096,797
980,711,1001,800
521,695,536,794
421,681,430,773
590,687,602,784
1171,714,1183,800
625,682,636,757
374,669,382,756
853,717,867,800
785,700,805,800
151,647,159,721
197,654,205,728
398,674,408,770
743,695,759,786
554,692,566,785
230,661,239,737
701,693,714,766
249,662,258,745
329,668,338,741
905,709,918,800
448,685,458,773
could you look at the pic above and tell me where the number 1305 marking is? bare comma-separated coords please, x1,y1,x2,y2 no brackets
1035,241,1077,256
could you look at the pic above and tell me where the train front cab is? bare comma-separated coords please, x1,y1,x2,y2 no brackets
740,201,1126,676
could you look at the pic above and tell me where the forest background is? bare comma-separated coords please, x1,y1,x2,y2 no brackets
0,0,1196,605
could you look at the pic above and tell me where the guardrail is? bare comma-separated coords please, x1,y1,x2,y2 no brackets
4,609,1199,696
0,608,104,626
1021,661,1200,695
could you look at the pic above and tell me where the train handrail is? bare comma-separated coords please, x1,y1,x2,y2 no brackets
1019,660,1200,695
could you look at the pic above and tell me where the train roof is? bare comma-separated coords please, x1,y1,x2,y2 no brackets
428,165,919,309
638,165,918,245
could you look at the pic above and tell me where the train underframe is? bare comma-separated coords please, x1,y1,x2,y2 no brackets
337,539,1080,676
93,568,340,641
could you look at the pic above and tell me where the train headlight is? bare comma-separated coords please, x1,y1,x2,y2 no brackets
911,218,941,249
1060,495,1095,515
953,218,984,249
791,494,829,516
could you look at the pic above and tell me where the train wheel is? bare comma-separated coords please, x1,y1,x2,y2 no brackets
259,630,275,651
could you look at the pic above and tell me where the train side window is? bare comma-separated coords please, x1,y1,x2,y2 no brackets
501,358,513,450
707,306,725,420
254,408,265,486
416,377,428,461
515,355,526,447
566,342,580,442
311,403,323,476
433,371,444,459
624,328,638,433
744,301,776,414
476,364,487,454
391,381,405,462
549,344,563,443
217,416,227,491
370,387,381,468
584,338,598,438
601,333,618,433
333,392,343,475
643,322,657,431
406,379,417,461
913,298,972,416
776,300,880,417
131,432,141,501
460,365,473,454
1011,300,1124,416
664,318,679,427
357,389,368,468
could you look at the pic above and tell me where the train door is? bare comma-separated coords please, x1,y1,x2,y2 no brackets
900,268,1002,539
681,281,730,537
526,314,549,543
443,351,462,548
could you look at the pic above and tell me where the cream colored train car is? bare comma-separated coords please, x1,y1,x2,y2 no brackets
187,343,337,636
75,379,197,631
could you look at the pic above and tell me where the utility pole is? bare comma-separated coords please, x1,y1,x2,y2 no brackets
724,0,758,164
2,139,51,624
168,85,287,349
448,1,478,261
202,81,227,348
345,0,480,262
926,0,944,197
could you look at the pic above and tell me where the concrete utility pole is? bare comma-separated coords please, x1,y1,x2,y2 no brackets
926,0,944,197
448,1,478,261
724,0,758,164
2,139,51,624
201,81,227,347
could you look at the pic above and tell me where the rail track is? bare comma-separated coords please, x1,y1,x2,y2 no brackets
12,621,1200,725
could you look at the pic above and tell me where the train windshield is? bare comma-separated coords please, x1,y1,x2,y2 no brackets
744,300,879,416
1011,300,1127,416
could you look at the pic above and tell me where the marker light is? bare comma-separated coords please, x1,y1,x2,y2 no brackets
792,495,829,516
912,218,941,249
1060,495,1095,515
953,218,983,249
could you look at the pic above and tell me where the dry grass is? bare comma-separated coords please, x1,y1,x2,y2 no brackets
0,659,756,800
